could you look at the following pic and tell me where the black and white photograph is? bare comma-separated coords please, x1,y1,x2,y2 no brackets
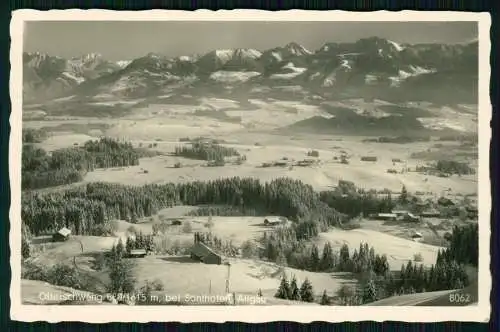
10,10,490,323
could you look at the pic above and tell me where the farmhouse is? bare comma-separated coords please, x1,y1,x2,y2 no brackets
411,232,423,240
404,212,420,222
129,249,147,258
360,156,378,162
374,213,397,221
263,216,287,226
420,210,441,218
190,241,222,265
392,210,420,222
295,159,316,167
392,210,408,217
273,161,288,167
52,227,71,242
437,197,455,207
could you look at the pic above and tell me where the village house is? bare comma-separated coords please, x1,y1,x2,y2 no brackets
360,156,378,162
374,213,397,221
437,197,455,207
52,227,71,242
420,210,441,218
392,210,420,222
295,159,316,167
263,216,288,226
190,241,222,265
411,231,423,240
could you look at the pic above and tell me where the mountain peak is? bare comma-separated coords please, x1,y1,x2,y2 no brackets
233,48,263,59
116,60,132,68
71,53,104,65
145,52,162,58
284,42,312,55
23,37,478,105
82,52,102,60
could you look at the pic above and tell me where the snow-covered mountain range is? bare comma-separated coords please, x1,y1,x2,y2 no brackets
23,37,478,104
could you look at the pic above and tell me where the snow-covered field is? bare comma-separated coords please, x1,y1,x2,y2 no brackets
30,94,477,195
270,62,307,79
77,132,476,194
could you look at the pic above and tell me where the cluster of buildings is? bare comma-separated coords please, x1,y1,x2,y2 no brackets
371,210,420,222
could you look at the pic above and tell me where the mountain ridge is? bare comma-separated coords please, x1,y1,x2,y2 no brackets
23,38,478,105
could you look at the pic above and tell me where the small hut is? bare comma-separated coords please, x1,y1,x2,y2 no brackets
404,212,421,222
129,249,147,258
411,232,423,240
374,213,397,221
52,227,71,242
420,210,441,218
263,217,282,226
437,197,455,207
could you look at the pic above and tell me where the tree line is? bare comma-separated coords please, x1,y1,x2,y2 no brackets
260,227,390,277
22,177,343,236
125,232,155,254
173,142,240,161
435,160,475,175
267,223,477,305
22,128,48,143
362,224,477,303
22,137,140,190
275,275,315,303
318,180,398,219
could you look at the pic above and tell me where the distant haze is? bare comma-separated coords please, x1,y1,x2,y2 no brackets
24,21,477,61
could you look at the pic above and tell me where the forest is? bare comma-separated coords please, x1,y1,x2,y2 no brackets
272,223,478,305
21,177,345,236
21,173,411,241
434,160,475,175
22,137,140,190
173,141,240,161
259,225,391,275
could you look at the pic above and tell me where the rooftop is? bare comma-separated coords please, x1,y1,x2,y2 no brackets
130,249,147,255
191,241,220,258
56,227,71,237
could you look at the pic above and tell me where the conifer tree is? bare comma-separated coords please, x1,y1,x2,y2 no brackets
339,243,350,271
310,244,320,271
115,238,125,258
320,290,331,305
399,185,408,203
275,275,290,299
22,238,31,259
320,242,334,271
299,278,315,302
289,275,301,301
276,248,288,267
362,279,378,304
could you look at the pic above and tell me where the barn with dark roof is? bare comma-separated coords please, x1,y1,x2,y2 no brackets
190,241,222,265
52,227,71,242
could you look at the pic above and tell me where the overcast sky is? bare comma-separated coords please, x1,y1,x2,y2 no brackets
24,21,478,61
